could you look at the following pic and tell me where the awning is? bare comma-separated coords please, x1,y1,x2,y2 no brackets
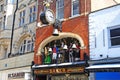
32,61,87,70
86,64,120,72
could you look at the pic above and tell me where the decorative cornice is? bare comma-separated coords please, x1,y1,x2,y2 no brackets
28,0,37,5
18,4,26,10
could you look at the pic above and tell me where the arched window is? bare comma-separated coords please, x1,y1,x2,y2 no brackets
19,37,34,54
41,37,81,64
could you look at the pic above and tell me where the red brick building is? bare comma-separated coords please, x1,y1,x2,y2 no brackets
32,0,91,80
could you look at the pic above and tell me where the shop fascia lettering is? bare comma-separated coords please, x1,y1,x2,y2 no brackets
8,72,25,79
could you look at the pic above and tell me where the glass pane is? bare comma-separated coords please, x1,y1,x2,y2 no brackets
73,0,79,15
57,0,64,19
111,37,120,46
27,44,31,51
58,8,64,19
34,6,36,12
30,7,32,13
23,10,25,16
110,28,120,37
33,13,36,21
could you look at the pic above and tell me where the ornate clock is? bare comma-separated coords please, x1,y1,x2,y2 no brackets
40,9,55,24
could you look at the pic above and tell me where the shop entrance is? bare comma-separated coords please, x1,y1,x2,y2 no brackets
51,74,88,80
37,75,47,80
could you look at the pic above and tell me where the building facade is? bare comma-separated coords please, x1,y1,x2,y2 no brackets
89,1,120,80
0,0,37,80
32,0,90,80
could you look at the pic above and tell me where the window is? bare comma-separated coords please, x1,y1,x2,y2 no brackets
56,0,64,19
19,10,25,27
3,15,6,30
0,4,4,12
109,26,120,47
19,38,34,54
8,0,14,4
29,5,36,23
72,0,79,16
0,19,2,30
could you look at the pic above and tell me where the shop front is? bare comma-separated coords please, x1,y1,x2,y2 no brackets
33,7,89,79
32,32,89,80
32,61,89,80
86,58,120,80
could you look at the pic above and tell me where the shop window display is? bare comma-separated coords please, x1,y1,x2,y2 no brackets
41,37,81,64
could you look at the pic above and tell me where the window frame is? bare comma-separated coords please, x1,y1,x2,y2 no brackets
0,4,4,12
19,38,34,54
56,0,64,19
3,15,6,30
108,25,120,48
19,10,25,27
71,0,80,17
29,5,36,23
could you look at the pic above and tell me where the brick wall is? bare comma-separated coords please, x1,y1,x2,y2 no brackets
34,0,90,64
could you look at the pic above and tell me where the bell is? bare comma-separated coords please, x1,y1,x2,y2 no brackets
52,29,59,36
72,44,77,49
63,45,68,50
48,48,52,52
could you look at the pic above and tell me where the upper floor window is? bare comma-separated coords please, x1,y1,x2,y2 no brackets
7,0,14,4
3,15,6,29
72,0,79,16
29,5,36,23
56,0,64,19
0,4,4,12
108,26,120,47
19,38,34,54
0,21,2,30
19,10,25,27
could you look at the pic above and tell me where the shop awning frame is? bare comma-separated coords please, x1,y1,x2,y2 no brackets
32,61,87,70
86,64,120,69
86,58,120,72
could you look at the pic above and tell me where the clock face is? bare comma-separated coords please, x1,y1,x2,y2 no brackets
45,9,55,24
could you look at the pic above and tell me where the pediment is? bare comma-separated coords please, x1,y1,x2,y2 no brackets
18,4,26,10
28,0,37,5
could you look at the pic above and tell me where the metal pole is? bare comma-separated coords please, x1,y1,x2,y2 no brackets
9,0,18,57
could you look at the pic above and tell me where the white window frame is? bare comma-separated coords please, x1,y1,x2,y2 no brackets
56,0,64,19
29,5,36,23
71,0,80,17
19,38,34,54
108,25,120,48
19,10,25,27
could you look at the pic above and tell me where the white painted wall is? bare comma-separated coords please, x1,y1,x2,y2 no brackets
91,0,120,11
89,5,120,60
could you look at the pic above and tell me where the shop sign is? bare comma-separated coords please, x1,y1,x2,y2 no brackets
8,72,25,79
34,67,84,74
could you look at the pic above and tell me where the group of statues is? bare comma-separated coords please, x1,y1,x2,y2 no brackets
41,41,81,64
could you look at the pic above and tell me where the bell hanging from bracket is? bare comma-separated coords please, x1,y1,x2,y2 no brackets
52,28,59,36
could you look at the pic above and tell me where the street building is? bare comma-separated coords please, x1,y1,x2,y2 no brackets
32,0,90,80
88,3,120,80
0,0,120,80
0,0,37,80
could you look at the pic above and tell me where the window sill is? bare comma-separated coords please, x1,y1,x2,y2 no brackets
69,14,80,19
109,45,120,48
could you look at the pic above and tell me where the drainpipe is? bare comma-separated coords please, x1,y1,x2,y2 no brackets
9,0,18,57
